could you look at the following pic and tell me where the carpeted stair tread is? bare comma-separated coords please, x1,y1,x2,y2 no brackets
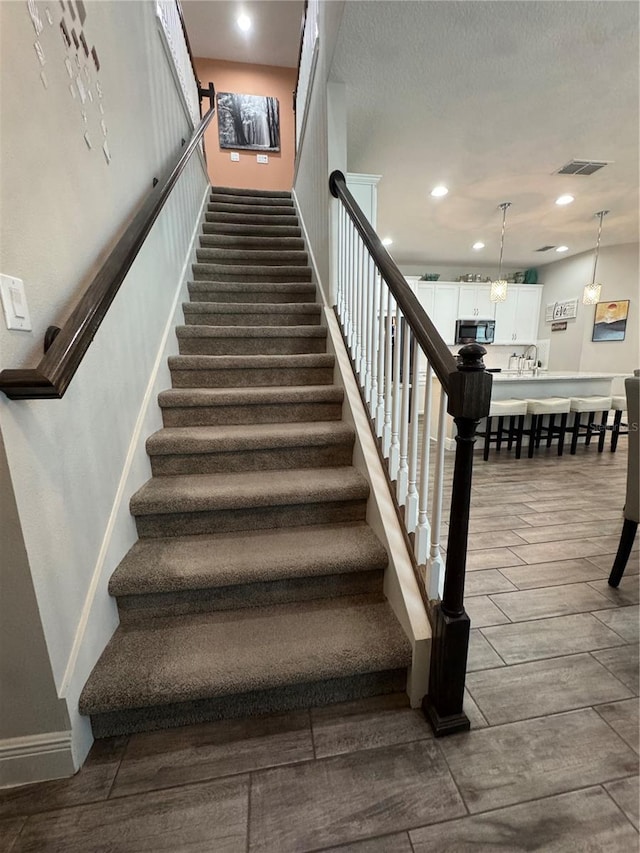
146,421,354,456
211,185,292,199
79,597,410,715
176,325,326,340
158,385,343,409
187,282,317,305
198,234,305,249
168,353,333,371
196,248,308,265
130,466,368,516
209,192,294,208
182,301,320,316
192,263,312,281
109,522,387,595
207,203,297,217
202,222,301,237
205,212,299,227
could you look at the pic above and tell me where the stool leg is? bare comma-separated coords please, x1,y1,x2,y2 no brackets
546,414,556,448
496,416,505,452
585,411,595,446
597,411,608,452
557,413,568,456
483,417,492,462
570,413,580,454
515,415,524,459
611,409,623,452
535,415,544,448
528,415,538,458
608,519,639,587
507,416,515,450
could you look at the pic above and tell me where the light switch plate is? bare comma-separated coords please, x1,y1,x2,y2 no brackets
0,275,32,331
256,154,268,164
230,151,239,162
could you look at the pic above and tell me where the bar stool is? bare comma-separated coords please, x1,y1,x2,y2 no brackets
524,397,571,458
609,395,628,452
479,398,527,461
569,396,612,454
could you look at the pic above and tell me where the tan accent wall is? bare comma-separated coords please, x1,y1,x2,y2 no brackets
195,58,296,191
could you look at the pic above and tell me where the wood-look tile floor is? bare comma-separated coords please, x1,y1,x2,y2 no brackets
2,442,638,851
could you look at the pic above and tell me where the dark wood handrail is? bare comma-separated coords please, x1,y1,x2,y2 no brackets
330,172,458,389
330,170,492,422
330,168,492,736
0,88,215,400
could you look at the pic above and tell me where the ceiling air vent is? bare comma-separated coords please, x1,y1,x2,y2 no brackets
535,245,556,252
556,159,611,176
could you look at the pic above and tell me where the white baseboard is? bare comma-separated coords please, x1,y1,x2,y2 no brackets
0,732,74,789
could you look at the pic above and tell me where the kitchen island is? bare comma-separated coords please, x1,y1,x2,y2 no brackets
489,371,625,402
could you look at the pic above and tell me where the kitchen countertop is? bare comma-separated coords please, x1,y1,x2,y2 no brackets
488,371,625,402
491,371,625,381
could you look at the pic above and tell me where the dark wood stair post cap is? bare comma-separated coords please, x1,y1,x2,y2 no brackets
457,343,487,372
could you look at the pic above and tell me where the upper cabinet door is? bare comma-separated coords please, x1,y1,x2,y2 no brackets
513,286,543,344
433,284,459,344
493,290,519,344
457,284,495,319
475,286,496,319
415,282,435,318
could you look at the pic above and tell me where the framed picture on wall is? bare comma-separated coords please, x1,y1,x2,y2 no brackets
592,300,630,342
216,92,280,152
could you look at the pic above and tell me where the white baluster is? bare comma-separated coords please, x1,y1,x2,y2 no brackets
336,204,344,325
349,223,357,358
405,338,420,531
382,290,393,456
414,363,433,566
426,387,448,600
396,322,411,504
354,233,363,369
388,305,402,479
344,220,353,351
369,262,379,418
359,238,368,384
363,254,374,404
376,272,386,435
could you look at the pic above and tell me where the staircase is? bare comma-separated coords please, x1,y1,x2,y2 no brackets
79,186,411,737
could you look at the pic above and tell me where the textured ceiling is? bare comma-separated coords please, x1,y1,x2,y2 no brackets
181,0,304,67
331,1,639,268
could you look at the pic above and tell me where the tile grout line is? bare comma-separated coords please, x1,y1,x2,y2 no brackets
307,708,317,760
587,646,639,694
599,780,640,833
105,737,131,800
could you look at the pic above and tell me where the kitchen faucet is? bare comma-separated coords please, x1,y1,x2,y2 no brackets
518,344,539,375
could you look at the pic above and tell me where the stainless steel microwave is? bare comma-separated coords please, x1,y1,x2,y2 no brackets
455,318,495,345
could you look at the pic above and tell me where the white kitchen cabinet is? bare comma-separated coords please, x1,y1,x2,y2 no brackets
494,285,542,345
457,284,495,319
413,282,458,344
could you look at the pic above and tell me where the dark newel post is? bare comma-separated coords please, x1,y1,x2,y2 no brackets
423,343,492,736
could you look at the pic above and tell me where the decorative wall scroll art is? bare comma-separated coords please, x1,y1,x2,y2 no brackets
545,298,578,323
592,300,630,342
217,92,280,152
26,0,109,163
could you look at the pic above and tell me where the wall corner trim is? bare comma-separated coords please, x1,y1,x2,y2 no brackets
0,731,74,789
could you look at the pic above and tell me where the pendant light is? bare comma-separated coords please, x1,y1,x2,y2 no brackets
583,210,609,305
490,202,512,302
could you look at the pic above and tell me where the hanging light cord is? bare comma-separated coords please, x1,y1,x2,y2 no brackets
497,202,511,280
591,210,609,285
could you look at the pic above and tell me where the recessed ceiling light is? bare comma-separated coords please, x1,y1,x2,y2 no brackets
556,245,569,252
382,237,393,246
237,13,251,31
430,185,448,198
472,241,485,250
555,194,574,206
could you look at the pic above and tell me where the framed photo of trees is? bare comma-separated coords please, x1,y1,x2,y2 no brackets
216,92,280,152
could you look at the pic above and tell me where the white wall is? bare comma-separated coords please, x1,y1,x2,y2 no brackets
537,243,639,374
293,1,346,301
0,1,209,773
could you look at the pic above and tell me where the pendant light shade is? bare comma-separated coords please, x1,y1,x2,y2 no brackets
583,210,609,305
490,202,512,303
